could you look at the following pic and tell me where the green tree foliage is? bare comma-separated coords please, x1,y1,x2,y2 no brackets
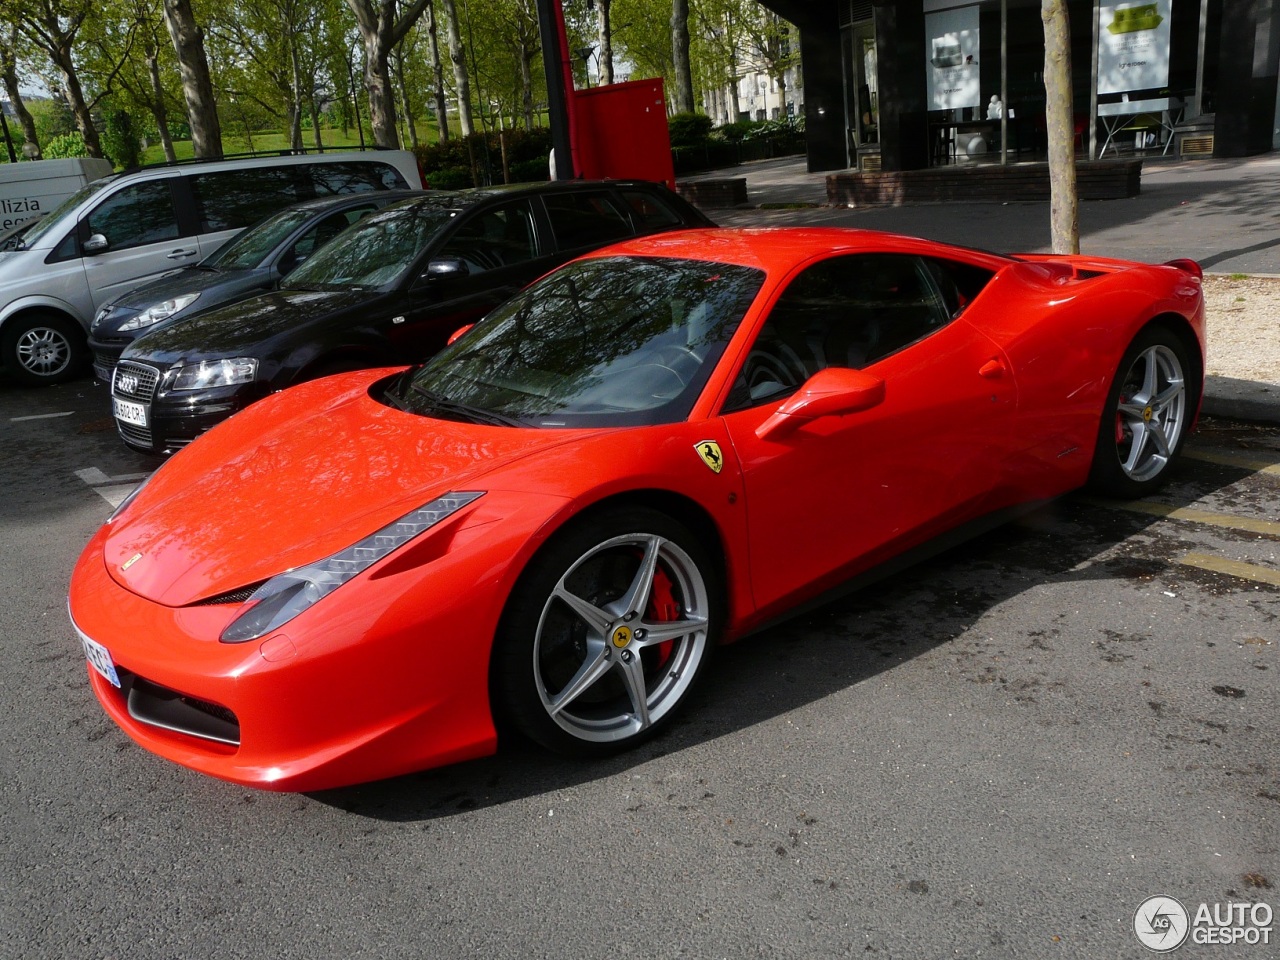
102,108,142,167
43,131,91,157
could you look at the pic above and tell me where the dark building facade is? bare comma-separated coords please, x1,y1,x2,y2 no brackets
763,0,1280,172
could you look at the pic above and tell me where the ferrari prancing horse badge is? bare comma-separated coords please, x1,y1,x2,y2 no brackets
695,440,723,474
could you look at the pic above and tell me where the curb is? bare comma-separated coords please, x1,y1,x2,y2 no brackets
1201,376,1280,425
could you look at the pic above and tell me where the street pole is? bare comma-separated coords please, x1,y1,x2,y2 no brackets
536,0,576,179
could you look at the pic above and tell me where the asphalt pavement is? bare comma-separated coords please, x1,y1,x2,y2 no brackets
683,152,1280,425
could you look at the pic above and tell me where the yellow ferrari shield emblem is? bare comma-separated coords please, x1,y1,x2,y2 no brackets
611,625,633,648
695,440,724,474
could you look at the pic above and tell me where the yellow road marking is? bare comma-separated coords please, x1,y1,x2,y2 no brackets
1083,498,1280,538
1178,553,1280,587
1184,449,1280,476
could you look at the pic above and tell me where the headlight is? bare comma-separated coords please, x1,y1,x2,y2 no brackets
220,491,485,643
168,357,258,391
118,293,200,331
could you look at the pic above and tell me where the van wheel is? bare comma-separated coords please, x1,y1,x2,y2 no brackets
2,313,88,386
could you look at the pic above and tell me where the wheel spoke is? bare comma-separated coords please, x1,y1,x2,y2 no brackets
634,614,707,646
1116,400,1146,420
616,534,663,619
1123,420,1152,474
617,656,651,730
552,582,612,637
1152,379,1184,412
1147,419,1172,458
546,639,612,717
1138,348,1159,402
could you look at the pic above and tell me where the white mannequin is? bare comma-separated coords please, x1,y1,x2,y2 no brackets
987,95,1003,120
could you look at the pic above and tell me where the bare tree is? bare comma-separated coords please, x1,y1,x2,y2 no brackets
670,0,694,113
1042,0,1078,253
163,0,223,157
344,0,433,148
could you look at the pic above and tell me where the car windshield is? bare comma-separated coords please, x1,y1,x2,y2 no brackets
19,178,115,247
281,199,457,291
392,256,765,428
205,206,317,269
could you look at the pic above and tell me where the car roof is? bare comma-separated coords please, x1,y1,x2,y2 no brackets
279,188,424,215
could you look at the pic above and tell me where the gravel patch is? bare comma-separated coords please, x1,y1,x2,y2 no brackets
1202,274,1280,384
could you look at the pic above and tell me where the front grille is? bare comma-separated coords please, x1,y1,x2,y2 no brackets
113,361,161,402
116,419,153,449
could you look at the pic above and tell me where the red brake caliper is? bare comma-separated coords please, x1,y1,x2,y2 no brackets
646,566,679,668
1115,395,1128,443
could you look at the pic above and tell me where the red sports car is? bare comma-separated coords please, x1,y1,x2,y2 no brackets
68,228,1205,791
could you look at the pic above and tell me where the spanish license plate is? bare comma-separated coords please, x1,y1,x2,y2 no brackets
79,631,121,689
112,396,148,428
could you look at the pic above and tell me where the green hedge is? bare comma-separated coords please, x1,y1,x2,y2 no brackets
415,128,553,189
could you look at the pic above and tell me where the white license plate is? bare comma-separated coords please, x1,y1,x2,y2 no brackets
80,632,121,689
112,396,148,427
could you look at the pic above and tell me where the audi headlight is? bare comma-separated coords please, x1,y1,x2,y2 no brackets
169,357,258,391
220,491,485,643
119,293,200,331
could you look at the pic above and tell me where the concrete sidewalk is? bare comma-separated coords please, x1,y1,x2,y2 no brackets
683,154,1280,425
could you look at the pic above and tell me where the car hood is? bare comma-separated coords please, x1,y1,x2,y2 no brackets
107,266,266,313
124,288,378,361
100,371,593,607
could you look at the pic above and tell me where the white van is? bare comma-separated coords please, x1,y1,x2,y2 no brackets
0,149,424,384
0,158,114,232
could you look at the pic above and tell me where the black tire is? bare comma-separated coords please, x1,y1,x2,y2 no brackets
491,506,722,758
1,312,88,386
1088,324,1198,498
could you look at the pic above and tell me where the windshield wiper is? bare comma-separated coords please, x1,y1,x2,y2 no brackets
410,384,525,427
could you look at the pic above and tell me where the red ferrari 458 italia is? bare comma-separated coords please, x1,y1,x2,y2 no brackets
69,228,1205,791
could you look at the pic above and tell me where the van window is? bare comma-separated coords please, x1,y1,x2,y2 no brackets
310,162,408,195
189,168,307,232
85,181,180,251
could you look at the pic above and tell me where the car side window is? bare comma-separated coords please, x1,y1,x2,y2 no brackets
725,253,955,411
620,189,683,231
190,169,306,232
84,181,180,251
542,191,633,250
287,206,373,264
436,200,537,274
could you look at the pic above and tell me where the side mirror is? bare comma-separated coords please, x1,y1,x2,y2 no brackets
83,233,110,254
755,366,885,441
425,257,469,280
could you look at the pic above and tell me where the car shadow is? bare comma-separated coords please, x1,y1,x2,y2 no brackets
309,443,1271,821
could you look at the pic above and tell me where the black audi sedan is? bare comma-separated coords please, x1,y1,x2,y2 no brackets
89,190,420,381
110,180,714,454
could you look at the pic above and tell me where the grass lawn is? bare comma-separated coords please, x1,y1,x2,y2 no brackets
139,123,443,165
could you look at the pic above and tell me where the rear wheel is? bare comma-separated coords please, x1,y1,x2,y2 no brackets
1089,325,1196,497
2,313,88,385
491,507,721,757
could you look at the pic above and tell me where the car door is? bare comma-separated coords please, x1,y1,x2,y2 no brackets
78,178,191,310
385,197,554,360
719,252,1018,613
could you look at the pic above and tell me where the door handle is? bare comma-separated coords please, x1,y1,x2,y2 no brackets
166,247,198,260
978,357,1007,379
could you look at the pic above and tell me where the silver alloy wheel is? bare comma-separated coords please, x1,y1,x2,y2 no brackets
1114,343,1187,483
533,531,710,743
15,324,73,379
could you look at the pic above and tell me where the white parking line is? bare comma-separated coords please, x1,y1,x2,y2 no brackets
76,467,153,507
11,411,75,422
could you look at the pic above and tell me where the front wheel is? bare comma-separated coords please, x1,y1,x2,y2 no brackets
491,507,722,758
1089,325,1197,497
1,313,88,386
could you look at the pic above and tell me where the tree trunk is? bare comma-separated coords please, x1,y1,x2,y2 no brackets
147,53,177,162
51,39,104,158
310,98,324,149
426,1,450,140
1042,0,1078,254
670,0,694,114
441,0,473,135
519,41,535,131
361,35,400,148
288,41,304,150
597,0,613,85
395,48,419,148
0,34,41,159
163,0,223,158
